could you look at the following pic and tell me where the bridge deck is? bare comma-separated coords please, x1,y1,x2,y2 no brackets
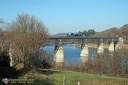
49,36,119,40
45,36,119,46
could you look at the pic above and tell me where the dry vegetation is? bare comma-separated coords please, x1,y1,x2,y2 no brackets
52,48,128,78
0,13,49,70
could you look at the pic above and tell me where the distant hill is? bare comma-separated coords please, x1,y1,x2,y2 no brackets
52,33,67,36
93,27,120,37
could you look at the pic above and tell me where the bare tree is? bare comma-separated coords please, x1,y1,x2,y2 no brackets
4,13,49,70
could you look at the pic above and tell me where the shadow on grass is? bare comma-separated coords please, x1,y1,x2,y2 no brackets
0,67,55,85
0,67,20,85
0,67,20,78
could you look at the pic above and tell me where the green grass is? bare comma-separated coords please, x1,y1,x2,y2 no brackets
1,68,128,85
47,70,128,85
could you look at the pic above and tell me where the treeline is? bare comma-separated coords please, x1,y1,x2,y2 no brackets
82,29,96,37
82,24,128,43
94,24,128,43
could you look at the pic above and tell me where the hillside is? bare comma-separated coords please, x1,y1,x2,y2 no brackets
93,24,128,43
52,33,67,36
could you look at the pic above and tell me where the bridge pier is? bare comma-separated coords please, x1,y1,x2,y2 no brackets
80,44,88,57
80,44,89,64
54,45,64,67
108,41,114,53
97,43,104,54
115,37,123,50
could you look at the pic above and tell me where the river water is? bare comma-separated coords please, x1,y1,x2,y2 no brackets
41,44,100,65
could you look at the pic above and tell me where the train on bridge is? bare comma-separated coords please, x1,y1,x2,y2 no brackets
67,32,83,37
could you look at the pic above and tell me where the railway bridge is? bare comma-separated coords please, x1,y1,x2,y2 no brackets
47,36,123,65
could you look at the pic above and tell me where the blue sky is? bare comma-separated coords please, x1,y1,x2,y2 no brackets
0,0,128,34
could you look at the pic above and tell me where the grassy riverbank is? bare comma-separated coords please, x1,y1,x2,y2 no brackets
1,68,128,85
47,70,128,85
19,69,128,85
